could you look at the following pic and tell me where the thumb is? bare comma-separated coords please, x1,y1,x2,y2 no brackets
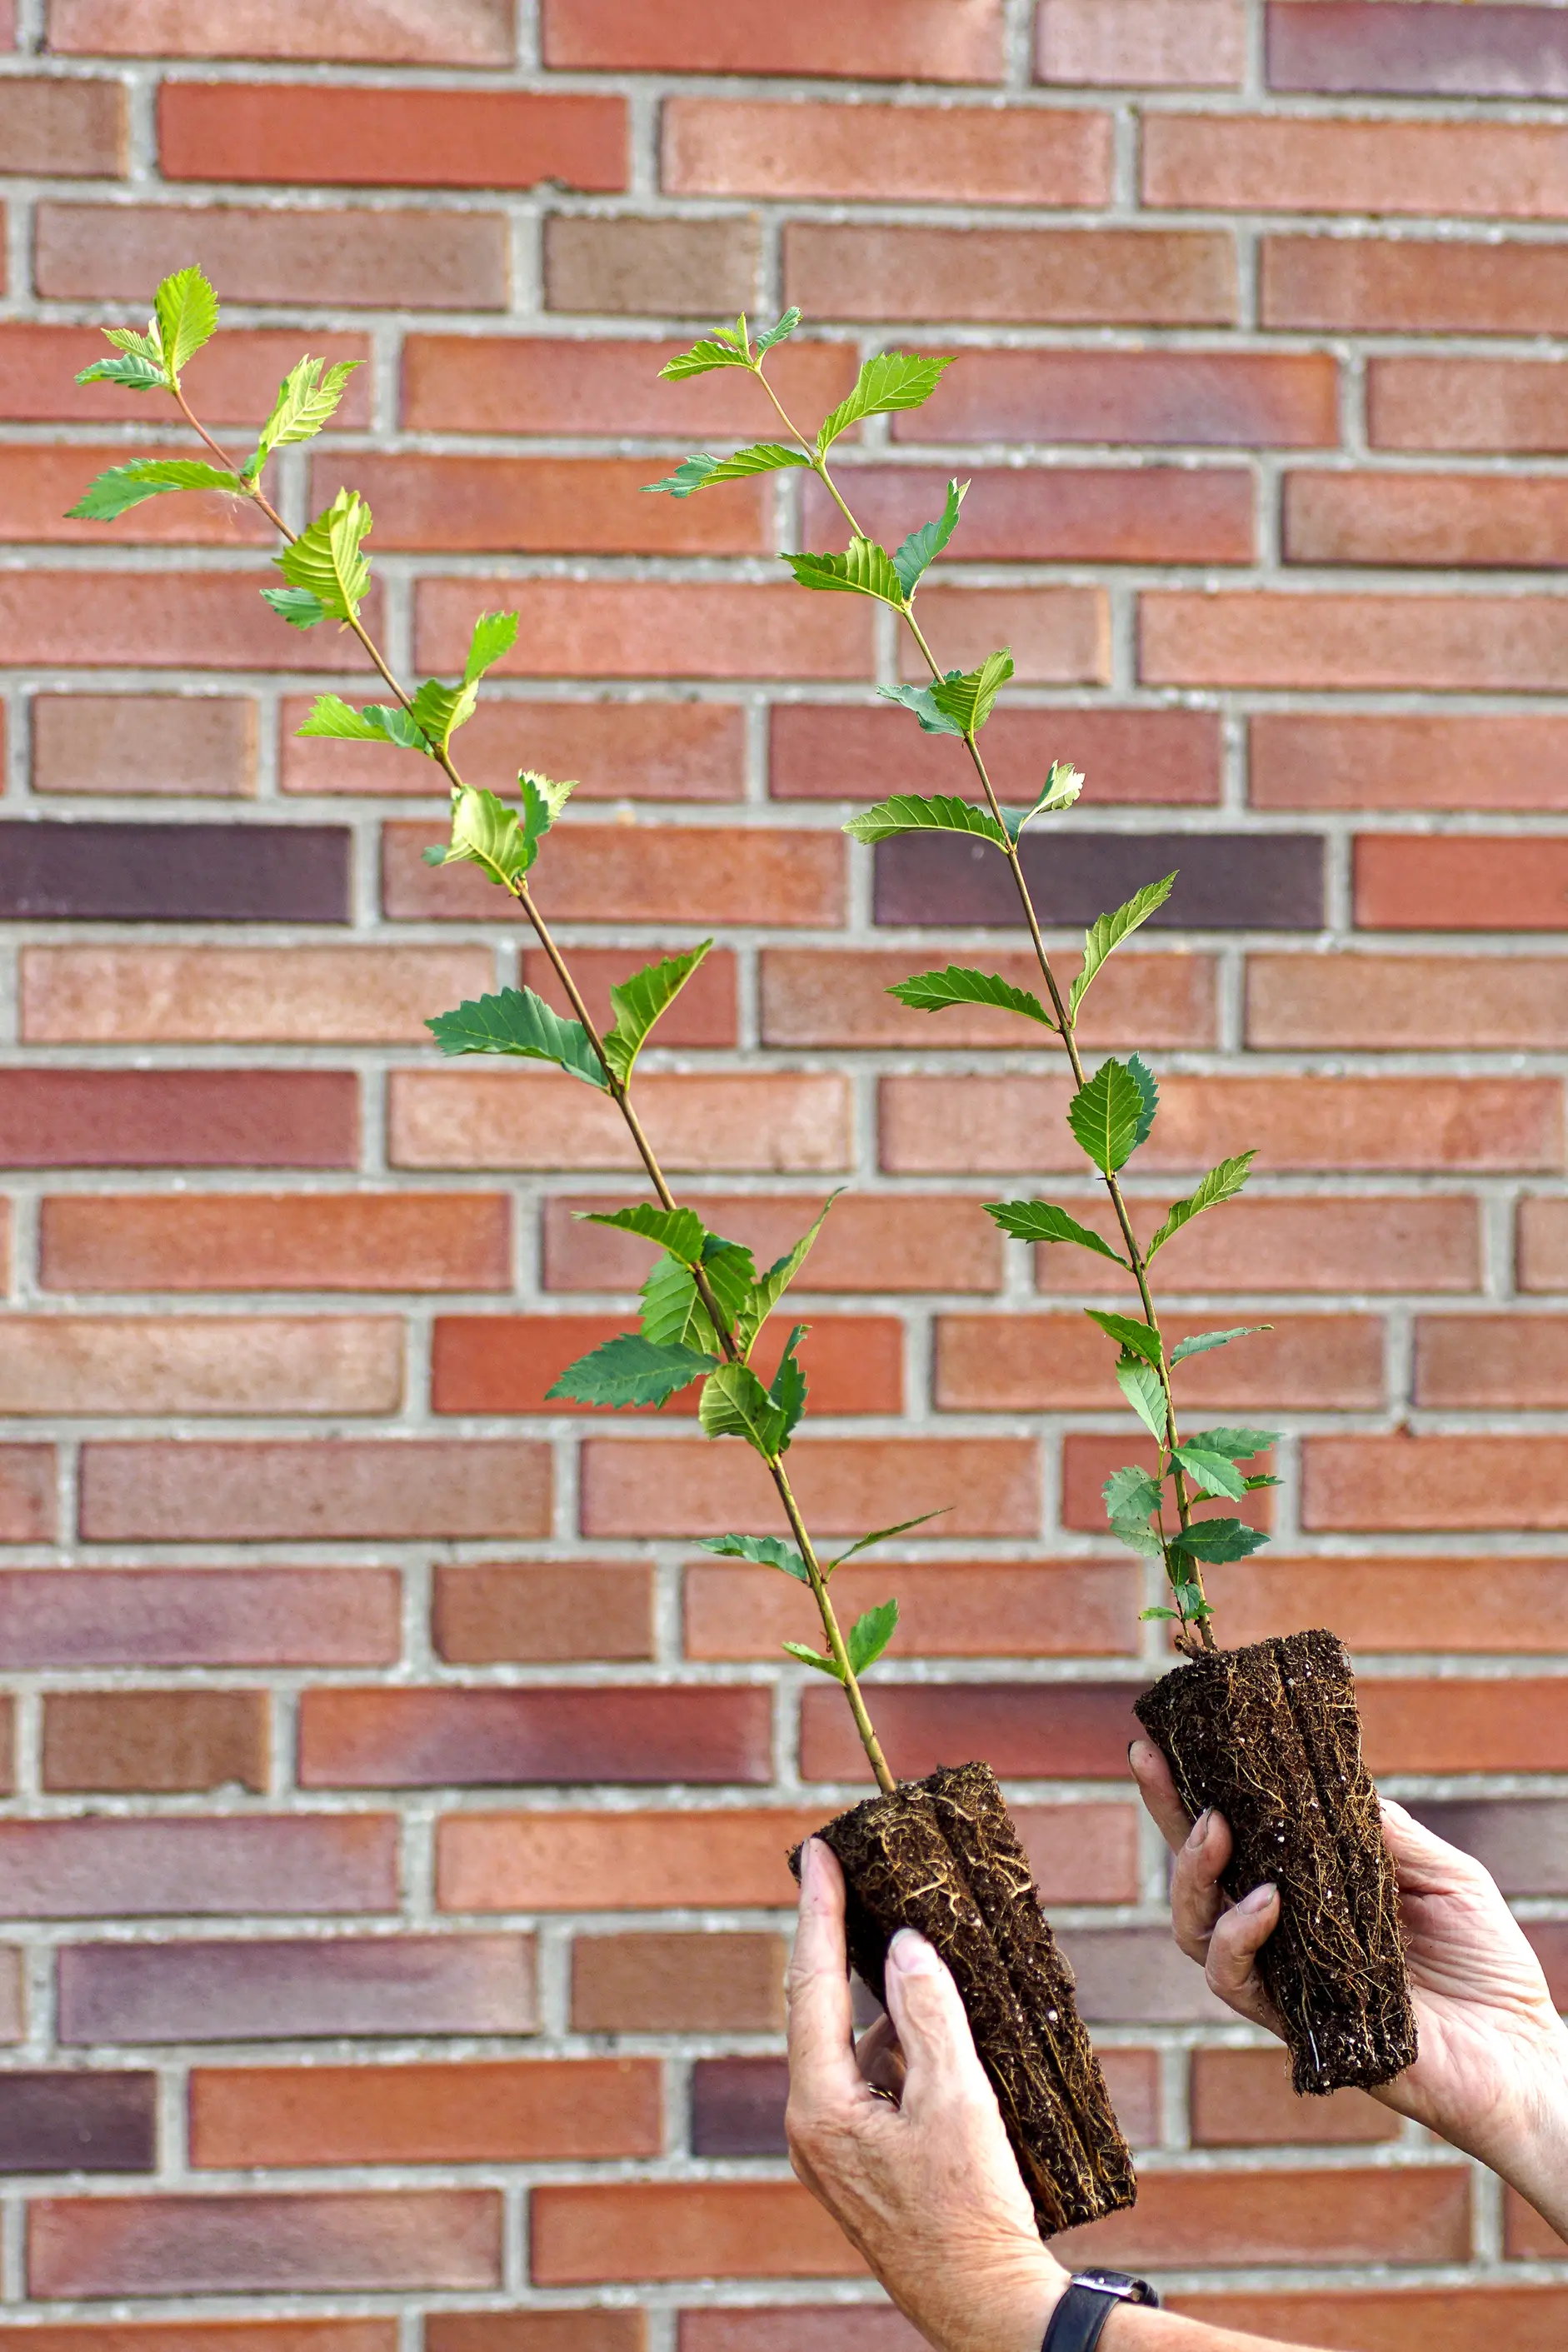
884,1929,987,2113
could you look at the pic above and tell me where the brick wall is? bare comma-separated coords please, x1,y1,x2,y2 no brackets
1,0,1566,2344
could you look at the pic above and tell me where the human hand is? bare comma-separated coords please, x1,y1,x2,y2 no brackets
786,1837,1067,2352
1130,1739,1568,2235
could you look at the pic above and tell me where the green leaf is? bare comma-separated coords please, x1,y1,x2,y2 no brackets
641,1236,756,1352
699,1360,788,1459
602,943,713,1088
784,535,906,608
1104,1465,1162,1524
737,1192,841,1356
1116,1352,1167,1443
274,487,372,624
985,1198,1127,1266
1068,874,1177,1024
247,355,360,475
1171,1446,1247,1501
519,768,576,864
403,676,476,758
1171,1580,1212,1620
1067,1057,1147,1175
1128,1052,1159,1152
1141,1606,1180,1623
755,307,801,355
102,324,164,364
76,351,167,392
296,693,402,745
425,785,532,889
827,1511,946,1573
1002,761,1085,842
1187,1426,1278,1463
928,649,1014,736
1146,1153,1255,1261
425,986,607,1090
1086,1309,1162,1369
843,792,1008,851
782,1640,842,1680
1170,1517,1270,1566
644,444,811,498
888,965,1054,1029
66,457,241,522
817,352,953,452
660,324,753,379
700,1531,811,1584
876,679,963,737
891,477,966,597
1110,1513,1166,1559
546,1332,717,1409
1244,1473,1282,1492
769,1324,807,1448
582,1203,710,1266
465,608,520,684
846,1598,898,1676
154,265,218,380
262,584,327,630
1170,1326,1269,1366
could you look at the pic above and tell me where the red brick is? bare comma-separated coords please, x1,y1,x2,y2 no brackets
1171,2290,1568,2352
544,1191,1002,1296
1032,1193,1479,1297
28,2191,501,2297
936,1312,1382,1411
432,2323,644,2352
682,2320,921,2352
880,1072,1561,1174
772,706,1222,806
895,586,1110,684
301,1685,772,1788
1038,0,1245,87
784,223,1236,327
79,1440,550,1542
42,1691,267,1795
402,333,852,438
542,0,1001,80
1371,357,1568,456
2,325,371,427
160,84,625,191
40,1193,512,1295
0,1447,56,1543
1218,1557,1568,1656
1286,471,1568,570
0,1072,357,1170
434,1563,654,1665
1250,954,1568,1050
438,1808,825,1914
384,821,843,927
572,1932,786,2033
1142,591,1568,694
0,572,382,673
0,1315,400,1417
32,694,257,797
51,0,514,61
189,2059,660,2168
545,217,759,318
0,2329,395,2352
283,694,745,804
431,1312,900,1417
0,77,123,174
579,1436,1040,1540
0,1568,401,1667
1506,2188,1567,2260
662,99,1111,205
1262,233,1568,337
1356,838,1568,933
415,580,871,683
1418,1314,1568,1409
804,466,1253,567
1356,1680,1568,1775
521,948,736,1047
801,1682,1146,1803
1189,2048,1401,2148
533,2180,857,2285
1251,712,1568,811
0,1818,396,1920
761,948,1214,1051
37,203,506,311
22,946,492,1046
906,346,1336,449
1304,1434,1568,1532
685,1561,1139,1660
390,1071,851,1176
1148,114,1568,220
1,445,268,547
1519,1196,1568,1292
1055,2165,1470,2271
316,452,763,557
1062,1436,1273,1538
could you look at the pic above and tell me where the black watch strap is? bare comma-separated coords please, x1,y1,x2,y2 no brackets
1042,2269,1161,2352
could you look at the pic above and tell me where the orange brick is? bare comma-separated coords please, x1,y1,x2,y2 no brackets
1171,2289,1568,2352
432,2322,644,2352
383,822,843,928
439,1808,824,1914
519,948,735,1047
159,84,626,191
389,1071,852,1176
572,1933,786,2033
0,1316,401,1417
282,697,745,804
801,1692,1145,1810
402,334,853,438
773,705,1222,806
434,1563,654,1665
1506,2188,1566,2260
541,0,1002,80
1189,2049,1401,2149
37,203,507,312
542,1191,1003,1297
1262,234,1568,336
51,0,515,61
662,99,1111,205
1249,954,1568,1050
415,581,871,683
80,1441,550,1543
935,1312,1383,1411
27,2190,502,2296
21,947,492,1046
1055,2165,1469,2272
312,452,764,556
189,2059,660,2168
1147,115,1568,220
1031,1193,1479,1297
1213,1558,1568,1657
40,1193,512,1296
1371,357,1568,456
2,324,371,427
1062,1436,1273,1539
1251,712,1568,811
579,1436,1039,1540
42,1692,267,1795
1416,1315,1568,1409
1519,1196,1568,1293
908,347,1336,449
0,572,380,673
0,2330,395,2351
432,1313,900,1417
1304,1434,1568,1533
685,1560,1139,1660
32,695,257,798
1142,591,1568,694
0,77,124,174
1037,0,1245,87
760,949,1215,1051
1,447,268,547
807,467,1253,567
1356,839,1568,933
891,587,1109,684
785,223,1236,327
1286,471,1568,570
1356,1680,1568,1775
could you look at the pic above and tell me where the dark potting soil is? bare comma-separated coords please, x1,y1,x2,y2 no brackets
791,1759,1136,2236
1134,1627,1417,2096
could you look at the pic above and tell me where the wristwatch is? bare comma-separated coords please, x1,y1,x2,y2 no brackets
1041,2267,1161,2351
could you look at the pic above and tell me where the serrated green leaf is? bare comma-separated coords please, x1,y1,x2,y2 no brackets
769,1323,807,1448
77,351,167,392
645,444,810,498
928,649,1014,736
1187,1426,1278,1463
737,1192,841,1357
102,324,164,364
755,307,801,355
1068,874,1177,1025
426,785,532,889
641,1236,755,1352
275,487,372,625
876,679,963,737
296,693,401,745
403,675,476,758
1104,1465,1163,1524
1244,1473,1281,1492
426,986,607,1089
1127,1052,1159,1151
785,535,906,607
1111,1514,1166,1559
66,457,241,522
582,1203,711,1266
519,768,576,864
1170,1517,1270,1566
827,1510,946,1574
546,1331,717,1409
891,477,966,597
984,1198,1128,1265
1116,1352,1168,1443
843,792,1008,850
465,609,520,684
1141,1605,1180,1622
1086,1309,1162,1369
1002,761,1085,843
701,1531,811,1583
262,583,327,630
888,965,1054,1029
1067,1057,1146,1175
1170,1326,1269,1366
154,265,218,380
602,943,713,1089
846,1597,898,1677
817,352,953,452
1146,1153,1255,1261
660,328,754,380
1171,1446,1247,1501
699,1359,788,1459
783,1640,842,1679
247,355,360,476
1171,1580,1212,1618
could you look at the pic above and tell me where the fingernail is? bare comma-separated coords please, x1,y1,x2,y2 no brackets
888,1928,938,1977
1239,1880,1277,1915
1186,1809,1212,1850
800,1838,821,1890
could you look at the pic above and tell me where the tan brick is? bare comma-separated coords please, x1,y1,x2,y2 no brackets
20,948,492,1046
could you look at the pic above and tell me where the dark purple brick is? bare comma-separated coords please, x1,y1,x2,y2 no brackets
0,2072,156,2173
297,1686,774,1788
692,2055,788,2157
0,1072,357,1169
799,1680,1148,1783
873,831,1323,932
1412,1799,1568,1896
0,822,349,922
1527,1923,1568,2010
1267,3,1568,97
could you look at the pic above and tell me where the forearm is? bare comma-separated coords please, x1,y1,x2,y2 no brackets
1501,2018,1568,2241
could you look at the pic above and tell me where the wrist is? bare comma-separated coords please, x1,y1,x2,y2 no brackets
1506,2019,1568,2231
